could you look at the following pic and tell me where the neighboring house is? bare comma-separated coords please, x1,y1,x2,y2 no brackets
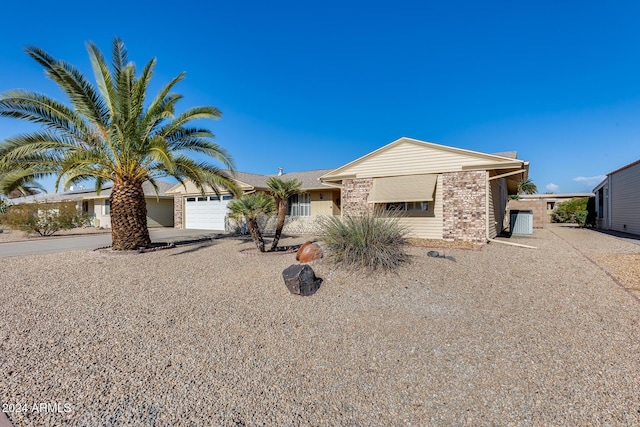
593,158,640,235
10,181,175,228
319,137,529,242
508,193,594,226
168,169,340,233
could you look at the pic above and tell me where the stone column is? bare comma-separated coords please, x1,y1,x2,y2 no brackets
341,178,374,216
173,194,183,229
442,171,487,242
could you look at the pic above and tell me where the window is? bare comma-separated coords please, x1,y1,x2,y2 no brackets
186,197,196,202
104,199,111,215
385,201,428,212
288,193,311,217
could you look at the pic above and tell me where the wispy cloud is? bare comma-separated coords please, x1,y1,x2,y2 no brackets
545,183,559,193
573,175,606,187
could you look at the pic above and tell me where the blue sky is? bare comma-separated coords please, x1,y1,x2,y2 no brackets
1,0,640,194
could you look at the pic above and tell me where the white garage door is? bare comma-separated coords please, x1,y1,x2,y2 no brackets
184,195,233,230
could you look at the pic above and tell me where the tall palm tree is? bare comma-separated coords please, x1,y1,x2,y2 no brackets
228,192,275,252
517,178,538,195
0,39,238,250
267,177,302,251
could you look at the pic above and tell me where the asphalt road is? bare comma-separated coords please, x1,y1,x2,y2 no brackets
0,228,222,257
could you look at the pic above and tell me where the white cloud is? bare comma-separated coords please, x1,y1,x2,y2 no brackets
573,175,606,187
545,183,559,193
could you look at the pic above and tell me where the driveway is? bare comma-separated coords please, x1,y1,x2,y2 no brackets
0,228,222,257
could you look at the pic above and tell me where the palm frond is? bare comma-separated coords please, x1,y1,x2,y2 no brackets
0,91,92,141
0,131,80,162
169,156,238,196
111,38,128,77
86,41,117,118
131,58,156,122
157,106,222,138
25,46,109,127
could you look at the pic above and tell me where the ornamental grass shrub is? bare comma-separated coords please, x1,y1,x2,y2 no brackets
319,209,409,272
4,202,89,236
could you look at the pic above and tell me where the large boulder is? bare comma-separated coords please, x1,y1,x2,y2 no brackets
295,241,323,263
282,264,322,296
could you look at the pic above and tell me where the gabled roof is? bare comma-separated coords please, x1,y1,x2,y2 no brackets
268,169,335,190
320,137,527,182
168,169,336,195
10,181,174,204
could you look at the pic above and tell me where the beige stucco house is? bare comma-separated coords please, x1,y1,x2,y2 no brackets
593,158,640,235
168,169,340,232
320,137,529,242
10,181,175,228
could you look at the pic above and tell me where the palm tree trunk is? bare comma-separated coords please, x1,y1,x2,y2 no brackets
269,198,288,251
248,217,266,252
110,181,151,250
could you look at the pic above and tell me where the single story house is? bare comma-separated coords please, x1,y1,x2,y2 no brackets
593,158,640,235
319,137,529,242
10,181,175,228
168,169,340,233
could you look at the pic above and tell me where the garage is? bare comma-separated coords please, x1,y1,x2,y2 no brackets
184,194,233,230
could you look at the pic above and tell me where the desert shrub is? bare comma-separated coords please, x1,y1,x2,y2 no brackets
4,202,89,236
551,197,589,224
319,209,409,272
574,211,588,226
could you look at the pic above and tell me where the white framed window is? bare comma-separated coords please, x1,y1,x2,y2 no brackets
104,199,111,215
288,193,311,217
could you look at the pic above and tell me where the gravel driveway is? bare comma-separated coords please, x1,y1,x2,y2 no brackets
1,225,639,426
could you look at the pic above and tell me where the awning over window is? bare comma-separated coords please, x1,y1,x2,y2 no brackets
367,174,438,203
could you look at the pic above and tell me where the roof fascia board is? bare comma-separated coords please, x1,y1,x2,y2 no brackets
462,161,525,171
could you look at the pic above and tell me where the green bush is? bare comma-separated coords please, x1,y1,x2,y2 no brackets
551,197,589,224
4,202,89,236
319,209,409,272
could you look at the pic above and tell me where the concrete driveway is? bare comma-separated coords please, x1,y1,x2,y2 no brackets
0,228,222,257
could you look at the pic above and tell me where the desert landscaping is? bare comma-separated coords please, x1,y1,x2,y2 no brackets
0,224,639,426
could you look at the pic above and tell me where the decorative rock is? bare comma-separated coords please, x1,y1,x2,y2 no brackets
282,264,322,296
296,241,323,263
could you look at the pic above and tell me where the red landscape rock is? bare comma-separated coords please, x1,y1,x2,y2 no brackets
296,241,323,263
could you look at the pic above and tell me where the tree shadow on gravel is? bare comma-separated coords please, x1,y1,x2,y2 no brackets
167,238,217,256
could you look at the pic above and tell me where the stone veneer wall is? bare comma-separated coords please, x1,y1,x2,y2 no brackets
173,194,183,229
442,170,487,242
341,178,373,216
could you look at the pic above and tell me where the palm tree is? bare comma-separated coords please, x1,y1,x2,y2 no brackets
517,178,538,195
267,177,302,251
228,192,275,252
0,39,238,250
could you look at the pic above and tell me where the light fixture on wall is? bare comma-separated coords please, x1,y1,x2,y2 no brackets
319,193,323,200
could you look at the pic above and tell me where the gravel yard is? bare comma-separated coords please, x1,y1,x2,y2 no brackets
1,224,639,426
